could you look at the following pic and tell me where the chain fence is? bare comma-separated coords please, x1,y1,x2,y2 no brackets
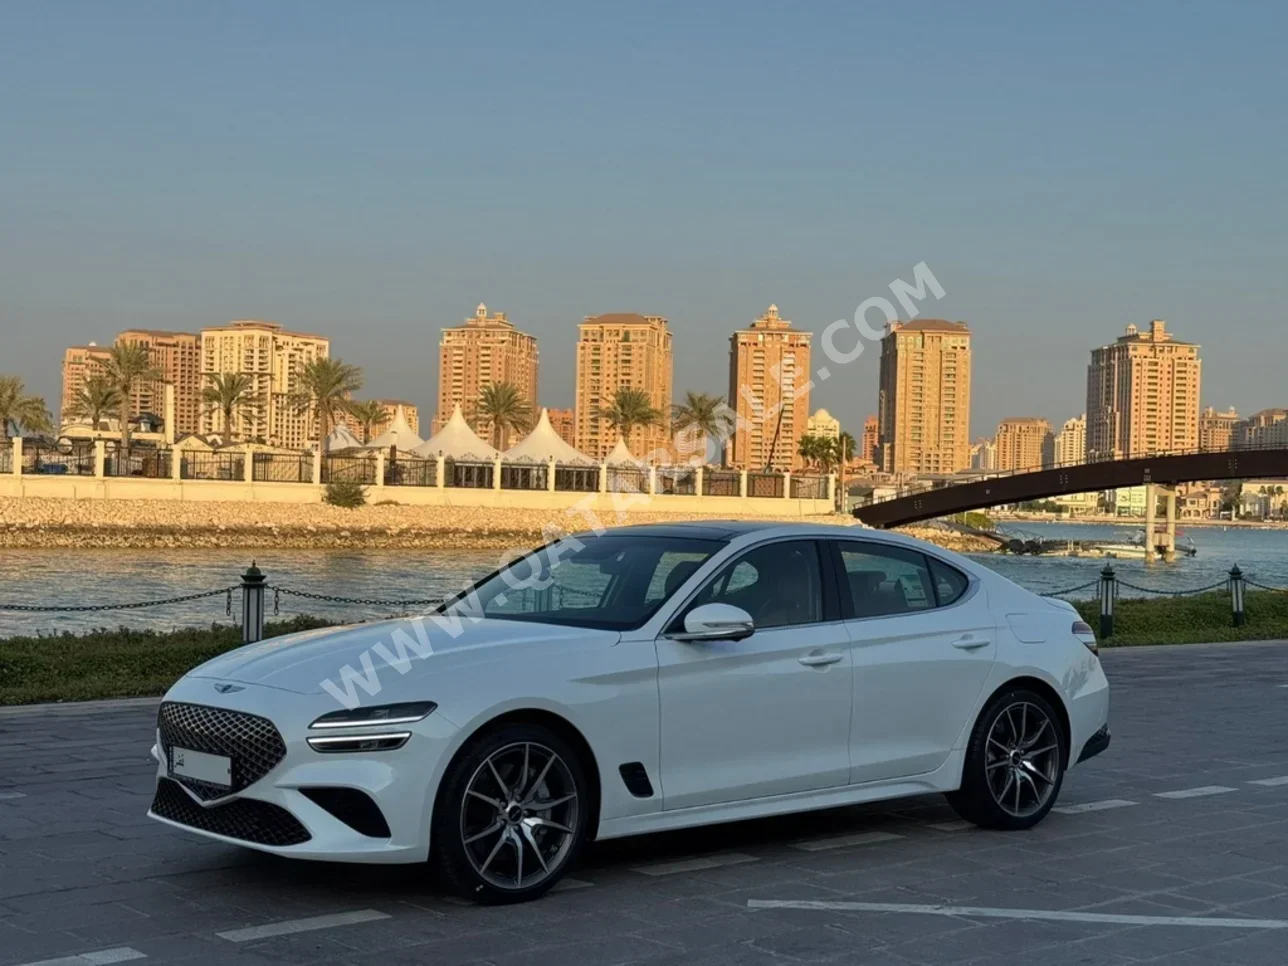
0,588,235,614
269,586,445,614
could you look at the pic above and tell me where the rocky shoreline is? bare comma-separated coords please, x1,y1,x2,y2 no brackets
0,497,998,553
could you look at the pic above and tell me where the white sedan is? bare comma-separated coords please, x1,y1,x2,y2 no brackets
148,522,1110,903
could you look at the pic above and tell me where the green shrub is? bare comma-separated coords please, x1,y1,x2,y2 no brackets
324,481,367,508
0,615,333,705
1073,589,1288,646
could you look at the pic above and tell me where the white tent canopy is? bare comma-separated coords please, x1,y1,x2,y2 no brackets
410,404,500,460
505,409,594,464
324,423,363,451
605,437,641,465
364,405,424,452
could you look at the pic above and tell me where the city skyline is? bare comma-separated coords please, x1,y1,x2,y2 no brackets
4,4,1284,441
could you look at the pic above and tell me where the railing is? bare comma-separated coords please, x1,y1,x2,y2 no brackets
656,466,697,495
0,445,9,474
791,475,828,500
747,472,785,498
704,469,741,496
108,450,171,478
384,458,436,487
557,464,599,493
253,452,313,483
445,459,494,489
606,465,648,494
321,455,377,485
181,452,245,481
23,443,96,476
501,462,548,490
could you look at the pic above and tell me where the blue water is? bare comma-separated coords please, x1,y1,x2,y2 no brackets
1,522,1285,637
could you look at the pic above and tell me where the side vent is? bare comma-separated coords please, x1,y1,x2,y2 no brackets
618,762,655,798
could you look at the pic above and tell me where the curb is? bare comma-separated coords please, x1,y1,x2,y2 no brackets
0,696,161,718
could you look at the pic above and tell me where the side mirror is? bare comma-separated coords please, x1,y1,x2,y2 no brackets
669,602,755,643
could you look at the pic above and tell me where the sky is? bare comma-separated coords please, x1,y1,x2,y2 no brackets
2,1,1286,437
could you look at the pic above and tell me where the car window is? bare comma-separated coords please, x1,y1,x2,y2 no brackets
461,535,725,630
691,541,822,629
837,543,937,617
928,557,970,606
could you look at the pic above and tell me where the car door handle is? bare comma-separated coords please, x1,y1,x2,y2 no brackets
952,635,991,651
799,651,844,667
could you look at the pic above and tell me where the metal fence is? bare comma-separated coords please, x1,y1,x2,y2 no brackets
657,467,697,495
501,462,548,490
445,459,494,489
384,458,436,487
703,469,741,496
321,455,377,485
180,452,245,481
746,472,785,498
606,465,648,494
23,443,96,476
253,452,313,483
107,450,171,478
0,445,9,474
556,463,600,492
791,475,828,500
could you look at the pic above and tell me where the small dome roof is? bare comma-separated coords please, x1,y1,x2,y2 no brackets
505,409,594,464
325,423,363,451
606,437,641,465
364,405,424,452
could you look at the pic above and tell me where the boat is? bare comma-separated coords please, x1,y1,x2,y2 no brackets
1090,529,1197,560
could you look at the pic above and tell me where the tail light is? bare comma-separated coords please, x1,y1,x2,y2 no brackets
1072,620,1098,655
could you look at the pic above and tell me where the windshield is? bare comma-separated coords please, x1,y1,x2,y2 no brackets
451,534,725,631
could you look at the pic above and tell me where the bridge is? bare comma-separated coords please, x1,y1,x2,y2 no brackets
853,446,1288,544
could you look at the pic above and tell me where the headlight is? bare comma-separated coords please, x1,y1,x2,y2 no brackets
309,701,437,729
1072,620,1099,656
307,732,412,753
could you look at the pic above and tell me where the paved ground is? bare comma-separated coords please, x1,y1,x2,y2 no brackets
4,642,1288,965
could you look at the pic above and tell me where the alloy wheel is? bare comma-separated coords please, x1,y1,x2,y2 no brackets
984,701,1060,819
459,741,580,891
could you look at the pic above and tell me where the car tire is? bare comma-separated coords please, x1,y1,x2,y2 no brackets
946,687,1066,831
432,722,590,904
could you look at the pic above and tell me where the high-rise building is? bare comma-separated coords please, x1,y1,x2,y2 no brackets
877,319,972,475
1086,320,1201,460
200,321,330,449
970,437,997,472
1200,406,1240,452
435,304,538,438
59,344,112,426
116,330,202,438
1053,414,1087,466
861,415,879,464
727,306,812,471
995,417,1053,472
1236,408,1288,449
575,313,673,459
806,408,840,440
546,407,577,448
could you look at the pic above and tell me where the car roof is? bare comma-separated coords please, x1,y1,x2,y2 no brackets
589,519,874,540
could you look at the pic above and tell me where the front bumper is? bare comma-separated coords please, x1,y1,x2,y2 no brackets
146,678,460,863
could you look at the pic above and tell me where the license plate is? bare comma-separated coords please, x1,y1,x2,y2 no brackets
171,747,232,788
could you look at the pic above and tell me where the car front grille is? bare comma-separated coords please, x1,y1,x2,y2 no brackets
157,701,287,801
151,778,311,847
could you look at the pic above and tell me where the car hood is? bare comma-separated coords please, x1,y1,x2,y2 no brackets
185,616,616,694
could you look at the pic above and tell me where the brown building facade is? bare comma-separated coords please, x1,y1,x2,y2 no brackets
877,319,972,475
860,415,879,464
995,417,1053,472
117,329,202,438
59,344,112,426
1086,320,1201,460
1200,406,1240,452
1236,408,1288,449
200,320,330,449
727,306,812,471
546,407,576,448
435,304,538,438
575,313,673,459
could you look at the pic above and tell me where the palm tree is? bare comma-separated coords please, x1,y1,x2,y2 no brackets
104,343,163,454
671,391,733,464
833,431,857,468
0,376,53,439
344,399,387,444
797,434,831,470
474,382,532,450
200,372,259,442
598,388,663,454
290,357,364,454
65,374,122,433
